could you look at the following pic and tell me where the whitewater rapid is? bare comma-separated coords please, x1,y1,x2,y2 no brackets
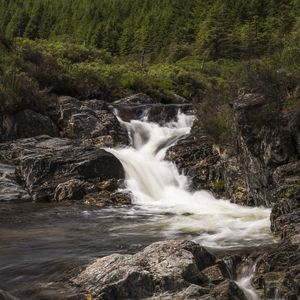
108,111,272,248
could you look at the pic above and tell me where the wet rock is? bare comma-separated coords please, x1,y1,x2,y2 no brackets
113,93,193,124
0,290,19,300
0,162,31,202
58,96,128,146
210,280,247,300
84,191,132,207
165,133,224,197
114,93,155,105
1,136,124,202
72,240,216,299
253,241,300,300
0,109,59,142
147,285,210,299
202,264,228,284
54,179,96,202
115,102,193,125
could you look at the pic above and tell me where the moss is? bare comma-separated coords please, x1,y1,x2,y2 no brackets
211,180,225,192
280,181,300,199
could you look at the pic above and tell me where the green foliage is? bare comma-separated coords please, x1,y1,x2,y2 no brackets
0,0,298,60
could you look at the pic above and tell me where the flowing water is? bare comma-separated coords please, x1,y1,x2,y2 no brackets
0,110,273,298
109,111,272,249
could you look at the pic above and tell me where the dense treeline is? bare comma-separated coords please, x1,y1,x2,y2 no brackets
0,0,299,60
0,0,300,146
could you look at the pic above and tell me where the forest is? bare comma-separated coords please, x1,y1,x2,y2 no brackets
0,0,300,144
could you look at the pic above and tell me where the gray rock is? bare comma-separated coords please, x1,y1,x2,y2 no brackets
1,136,124,202
114,93,155,105
0,162,31,202
72,240,216,300
0,290,19,300
58,96,128,147
84,191,132,207
0,109,59,142
54,179,96,202
253,241,300,299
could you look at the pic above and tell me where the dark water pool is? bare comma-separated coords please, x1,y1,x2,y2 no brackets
0,202,272,299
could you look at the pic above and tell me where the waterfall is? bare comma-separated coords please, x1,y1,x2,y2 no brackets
107,110,272,248
236,262,260,300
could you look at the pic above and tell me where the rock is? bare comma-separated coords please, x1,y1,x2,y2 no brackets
253,241,300,299
288,110,300,155
0,109,59,142
114,93,155,105
165,133,224,197
84,191,132,207
115,102,193,124
72,240,216,300
202,264,227,284
0,290,19,300
233,91,294,206
0,161,31,202
1,136,125,202
113,93,193,124
210,280,247,300
54,179,96,202
58,96,128,146
146,104,193,124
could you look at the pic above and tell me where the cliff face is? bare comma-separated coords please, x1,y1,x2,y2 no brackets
166,91,300,298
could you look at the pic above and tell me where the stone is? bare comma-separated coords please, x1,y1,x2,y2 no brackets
54,179,95,202
0,109,59,142
84,191,132,207
211,280,247,300
253,241,300,299
114,93,154,105
202,265,226,284
58,96,128,146
72,240,216,300
0,162,31,202
0,136,125,202
0,290,19,300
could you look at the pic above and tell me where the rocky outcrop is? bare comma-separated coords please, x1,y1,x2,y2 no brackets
0,290,19,300
0,136,125,202
165,91,300,299
252,241,300,299
58,96,129,147
114,93,155,105
113,93,193,124
0,162,31,202
72,240,247,300
0,109,59,142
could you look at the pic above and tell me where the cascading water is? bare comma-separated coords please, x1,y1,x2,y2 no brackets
236,262,260,300
108,110,273,248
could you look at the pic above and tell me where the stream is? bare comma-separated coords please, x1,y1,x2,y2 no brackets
0,110,274,299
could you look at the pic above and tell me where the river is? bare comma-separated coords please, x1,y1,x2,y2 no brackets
0,110,273,299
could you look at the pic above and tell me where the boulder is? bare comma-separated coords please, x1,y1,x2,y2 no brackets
72,240,216,300
54,179,96,202
0,162,31,202
114,93,154,105
0,109,59,142
0,136,125,202
58,96,128,146
210,280,247,300
253,241,300,299
115,102,193,124
84,191,132,207
0,290,19,300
